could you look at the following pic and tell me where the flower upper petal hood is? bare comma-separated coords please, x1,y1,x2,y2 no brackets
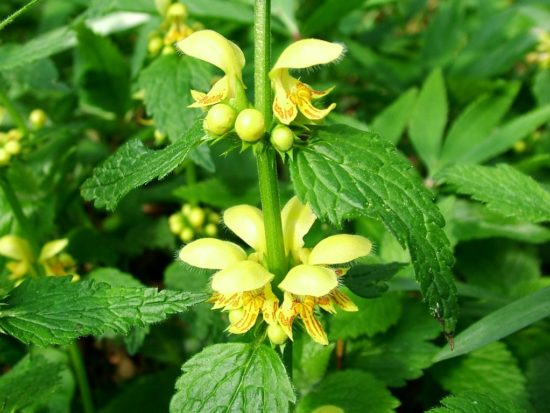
281,196,316,259
279,264,338,297
223,205,266,256
308,234,372,265
0,235,33,262
176,30,245,77
212,260,274,294
179,238,247,270
271,39,344,72
39,239,68,262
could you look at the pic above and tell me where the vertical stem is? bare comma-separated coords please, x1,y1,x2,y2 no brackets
254,0,287,280
68,342,95,413
0,90,29,136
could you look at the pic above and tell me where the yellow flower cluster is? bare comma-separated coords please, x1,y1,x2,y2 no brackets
526,30,550,69
168,203,220,243
0,129,22,167
179,197,371,346
0,236,78,283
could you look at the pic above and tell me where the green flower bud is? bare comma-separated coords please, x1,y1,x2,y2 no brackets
7,129,22,141
312,406,345,413
4,140,21,156
235,108,265,143
204,104,237,136
180,227,194,243
0,148,11,166
181,203,192,216
188,207,205,228
208,211,220,224
267,324,288,345
154,129,167,144
148,36,164,55
204,223,218,237
161,45,175,55
29,109,47,129
166,3,188,20
270,125,294,152
168,214,185,234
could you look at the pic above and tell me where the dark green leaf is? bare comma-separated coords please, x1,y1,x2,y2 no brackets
81,121,204,210
344,263,407,298
290,124,458,334
293,338,335,393
526,353,550,413
302,0,365,36
0,277,206,346
371,88,417,145
429,391,525,413
170,343,295,413
173,177,259,209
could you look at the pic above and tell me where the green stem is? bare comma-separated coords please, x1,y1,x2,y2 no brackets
0,90,29,135
186,162,197,206
68,342,95,413
0,0,42,32
254,0,287,280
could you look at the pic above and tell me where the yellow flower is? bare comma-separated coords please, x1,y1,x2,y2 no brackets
176,30,247,109
0,236,77,281
179,238,279,334
269,39,344,125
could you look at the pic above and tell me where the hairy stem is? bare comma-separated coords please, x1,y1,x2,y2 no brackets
68,342,95,413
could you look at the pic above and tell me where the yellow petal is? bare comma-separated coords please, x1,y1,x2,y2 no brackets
272,73,298,125
281,196,316,259
261,284,279,325
188,76,229,108
279,265,338,297
0,235,33,261
276,292,298,340
179,238,247,269
296,98,336,121
228,292,261,334
223,205,266,256
39,239,68,262
176,30,244,76
271,39,344,71
211,260,274,294
308,234,372,265
300,296,328,345
7,261,30,280
330,289,358,312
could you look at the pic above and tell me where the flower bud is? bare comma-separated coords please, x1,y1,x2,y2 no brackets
180,227,194,243
235,108,265,143
154,129,167,144
204,223,218,237
188,207,205,228
0,148,10,166
155,0,171,16
7,129,23,141
161,45,175,55
167,3,188,20
208,212,220,224
148,36,164,55
270,125,294,152
204,104,237,136
5,140,21,156
29,109,47,129
168,214,184,234
181,203,192,216
228,309,244,324
312,406,345,413
267,324,288,345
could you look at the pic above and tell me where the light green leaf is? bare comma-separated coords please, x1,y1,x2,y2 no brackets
302,0,365,36
138,55,211,141
0,277,206,346
290,124,458,334
439,83,519,169
170,343,295,413
173,177,259,209
74,26,130,116
433,342,530,410
371,88,417,145
295,370,400,413
184,0,254,23
81,121,204,210
0,354,63,412
434,286,550,362
293,338,335,393
330,291,402,339
408,68,447,171
429,391,525,413
438,164,550,223
533,69,550,106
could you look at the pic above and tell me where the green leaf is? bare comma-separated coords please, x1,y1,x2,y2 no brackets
438,164,550,223
0,277,206,346
290,124,458,334
302,0,365,36
74,26,130,116
429,391,525,413
433,342,530,410
439,83,519,169
533,69,550,106
421,0,463,66
330,291,402,339
353,298,441,387
448,105,550,165
169,343,295,413
434,286,550,362
184,0,254,23
0,354,63,412
526,354,550,413
293,338,335,393
138,55,211,141
371,88,417,145
81,121,204,210
408,68,447,171
173,177,259,209
344,263,407,298
295,371,400,413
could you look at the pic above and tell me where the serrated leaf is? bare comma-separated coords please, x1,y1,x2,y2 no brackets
169,343,295,413
295,370,400,413
290,124,458,334
433,342,530,410
434,286,550,362
353,298,441,387
74,26,130,116
371,88,417,145
330,291,402,339
429,391,525,413
81,121,203,210
439,83,519,169
439,164,550,223
0,277,206,346
0,354,63,412
408,68,447,171
138,55,211,141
